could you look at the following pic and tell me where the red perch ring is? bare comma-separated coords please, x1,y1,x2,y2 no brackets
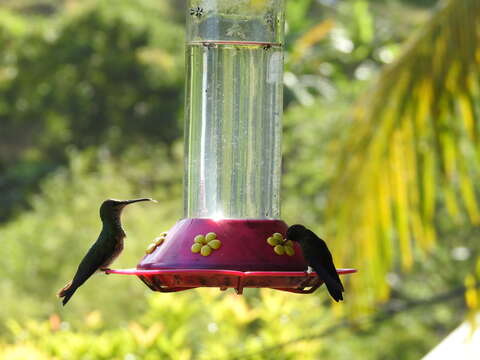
106,268,357,294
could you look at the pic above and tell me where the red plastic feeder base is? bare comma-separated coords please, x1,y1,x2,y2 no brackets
107,218,356,294
105,268,357,294
138,218,308,271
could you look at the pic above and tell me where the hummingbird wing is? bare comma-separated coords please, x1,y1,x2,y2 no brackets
301,230,344,301
59,235,115,305
70,239,115,289
307,230,344,290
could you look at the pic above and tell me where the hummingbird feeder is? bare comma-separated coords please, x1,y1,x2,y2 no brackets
107,0,355,294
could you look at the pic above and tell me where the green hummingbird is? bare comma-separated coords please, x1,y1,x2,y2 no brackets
58,198,156,306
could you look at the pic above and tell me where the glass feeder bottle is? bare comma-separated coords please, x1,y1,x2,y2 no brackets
183,0,285,219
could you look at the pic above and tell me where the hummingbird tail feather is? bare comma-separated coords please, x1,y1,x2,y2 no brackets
312,265,344,302
57,281,72,297
57,281,77,306
324,279,344,302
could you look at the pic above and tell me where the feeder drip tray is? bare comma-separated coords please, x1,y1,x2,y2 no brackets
105,268,357,295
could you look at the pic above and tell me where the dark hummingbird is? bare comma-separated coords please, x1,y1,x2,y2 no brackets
286,224,344,302
58,198,156,306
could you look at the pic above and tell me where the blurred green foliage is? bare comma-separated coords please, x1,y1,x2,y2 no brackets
1,0,479,359
0,0,184,221
326,0,480,309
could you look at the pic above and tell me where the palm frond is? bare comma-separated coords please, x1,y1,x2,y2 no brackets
327,0,480,307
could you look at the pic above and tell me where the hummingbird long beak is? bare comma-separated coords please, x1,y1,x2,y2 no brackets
120,198,157,206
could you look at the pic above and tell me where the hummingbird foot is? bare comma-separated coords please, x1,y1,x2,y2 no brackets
100,268,112,274
304,267,313,280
